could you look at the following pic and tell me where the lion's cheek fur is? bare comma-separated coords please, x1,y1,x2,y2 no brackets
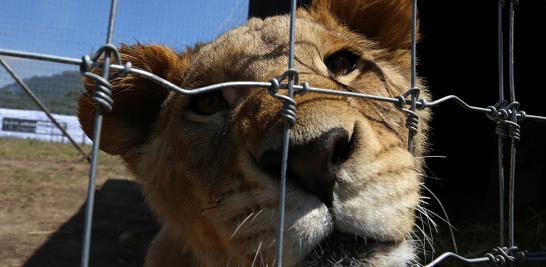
122,134,241,266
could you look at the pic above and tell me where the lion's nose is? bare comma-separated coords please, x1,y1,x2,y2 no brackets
258,128,355,206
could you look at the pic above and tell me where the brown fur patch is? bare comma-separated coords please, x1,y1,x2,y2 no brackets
79,44,200,154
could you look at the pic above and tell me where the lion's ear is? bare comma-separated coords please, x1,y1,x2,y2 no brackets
78,44,194,155
309,0,417,52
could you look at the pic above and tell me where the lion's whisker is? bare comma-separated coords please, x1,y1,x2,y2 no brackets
251,241,263,267
417,212,429,261
417,204,438,261
413,221,435,256
421,175,445,181
422,185,459,254
416,205,439,230
415,155,447,159
250,209,264,224
424,208,436,257
408,231,424,257
418,203,456,231
230,212,255,239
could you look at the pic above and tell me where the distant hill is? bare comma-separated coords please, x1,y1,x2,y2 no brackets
0,71,84,115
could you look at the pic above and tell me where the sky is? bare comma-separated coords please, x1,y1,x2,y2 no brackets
0,0,249,86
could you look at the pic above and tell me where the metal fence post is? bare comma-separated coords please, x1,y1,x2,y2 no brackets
80,0,118,266
275,0,298,266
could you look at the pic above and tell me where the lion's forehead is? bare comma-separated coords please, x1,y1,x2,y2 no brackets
184,13,354,84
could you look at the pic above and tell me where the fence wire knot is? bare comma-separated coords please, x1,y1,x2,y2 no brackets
79,43,131,112
485,246,526,266
395,87,422,137
486,101,522,141
268,69,302,126
402,108,419,135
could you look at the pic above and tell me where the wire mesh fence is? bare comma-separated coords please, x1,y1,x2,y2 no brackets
1,0,545,266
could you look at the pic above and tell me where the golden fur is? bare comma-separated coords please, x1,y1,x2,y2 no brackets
78,0,430,266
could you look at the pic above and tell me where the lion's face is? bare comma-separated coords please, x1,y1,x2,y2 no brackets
79,0,429,266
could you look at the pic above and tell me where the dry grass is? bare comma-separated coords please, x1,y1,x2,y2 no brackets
0,138,140,267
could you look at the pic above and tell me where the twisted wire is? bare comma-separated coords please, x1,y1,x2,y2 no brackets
268,69,305,127
396,88,421,144
402,108,419,135
486,101,522,142
3,48,546,122
506,120,520,141
487,102,509,138
485,247,526,266
268,76,297,126
79,44,131,112
506,101,521,142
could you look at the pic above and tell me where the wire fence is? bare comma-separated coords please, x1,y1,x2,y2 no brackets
1,0,545,266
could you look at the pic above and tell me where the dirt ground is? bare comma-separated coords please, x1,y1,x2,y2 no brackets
0,138,544,267
0,138,158,267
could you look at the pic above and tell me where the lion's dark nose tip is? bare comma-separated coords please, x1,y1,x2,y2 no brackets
258,127,355,206
288,128,353,205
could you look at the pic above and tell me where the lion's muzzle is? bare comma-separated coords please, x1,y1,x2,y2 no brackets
257,127,355,206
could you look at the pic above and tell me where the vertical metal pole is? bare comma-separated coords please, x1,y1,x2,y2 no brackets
410,0,417,90
275,0,297,266
80,0,118,266
498,1,505,102
407,0,418,154
507,0,517,249
508,1,516,103
497,0,506,248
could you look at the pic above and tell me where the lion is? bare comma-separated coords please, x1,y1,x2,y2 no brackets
78,0,430,266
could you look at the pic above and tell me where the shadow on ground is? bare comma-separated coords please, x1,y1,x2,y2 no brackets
22,179,159,267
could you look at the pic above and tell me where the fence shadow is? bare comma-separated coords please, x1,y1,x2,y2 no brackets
22,179,159,267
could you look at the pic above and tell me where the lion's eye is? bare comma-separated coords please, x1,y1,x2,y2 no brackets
325,50,359,76
189,92,227,115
